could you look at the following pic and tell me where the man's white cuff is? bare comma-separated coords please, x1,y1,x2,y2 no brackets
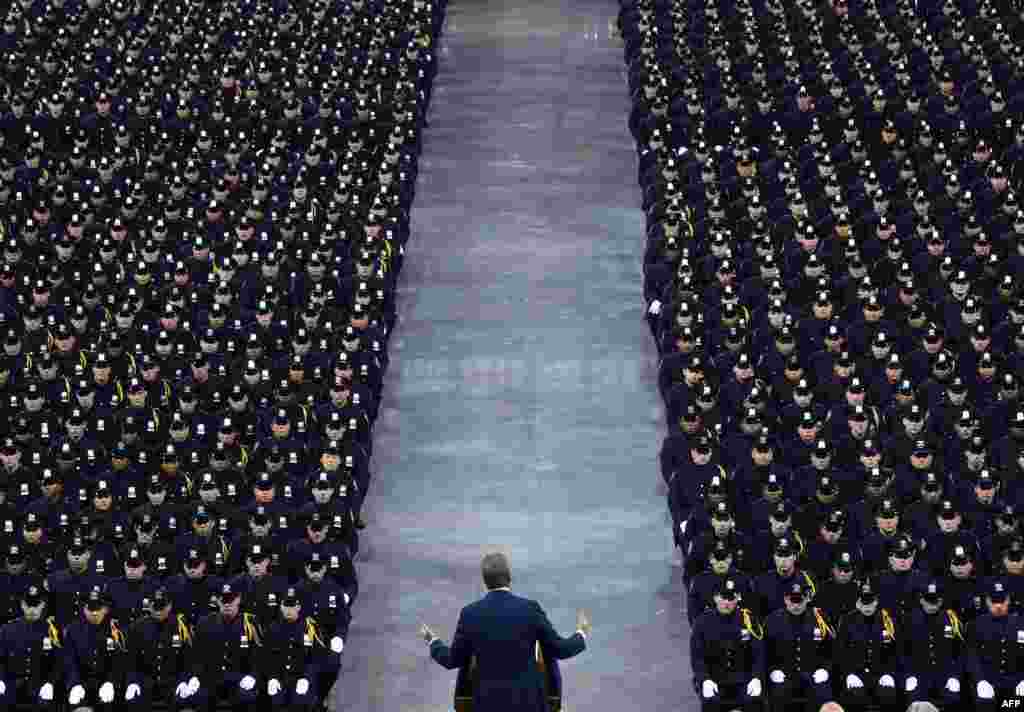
576,630,587,640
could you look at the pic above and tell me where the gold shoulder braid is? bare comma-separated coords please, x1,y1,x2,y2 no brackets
176,614,193,645
946,609,963,640
110,620,127,651
741,608,763,640
801,571,816,598
813,608,835,639
881,609,896,641
243,612,262,645
305,617,326,647
46,616,62,647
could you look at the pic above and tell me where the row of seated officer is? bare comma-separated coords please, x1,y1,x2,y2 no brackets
0,0,448,703
617,0,1024,704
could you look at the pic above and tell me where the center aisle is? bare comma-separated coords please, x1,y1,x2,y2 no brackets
336,0,690,710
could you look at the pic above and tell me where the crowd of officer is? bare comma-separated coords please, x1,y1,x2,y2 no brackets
620,0,1024,709
0,0,444,709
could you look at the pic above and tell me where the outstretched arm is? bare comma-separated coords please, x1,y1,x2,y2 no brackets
534,602,586,660
429,611,473,670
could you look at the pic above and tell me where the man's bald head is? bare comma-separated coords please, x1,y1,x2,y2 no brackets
819,704,845,712
481,552,511,590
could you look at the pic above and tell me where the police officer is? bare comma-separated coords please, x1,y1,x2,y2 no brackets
260,588,321,711
834,580,901,712
760,579,835,709
187,583,261,712
124,588,194,711
967,581,1024,712
0,586,62,710
690,578,765,712
62,587,130,712
901,580,963,709
295,551,349,689
878,536,928,624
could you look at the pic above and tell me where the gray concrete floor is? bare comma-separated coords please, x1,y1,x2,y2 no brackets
333,0,690,710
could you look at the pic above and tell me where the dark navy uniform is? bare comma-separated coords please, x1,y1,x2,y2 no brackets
760,583,835,708
295,554,349,695
259,599,321,711
689,579,765,712
0,588,62,711
834,582,901,712
967,584,1024,711
62,592,131,709
187,587,260,712
125,592,192,711
900,582,964,709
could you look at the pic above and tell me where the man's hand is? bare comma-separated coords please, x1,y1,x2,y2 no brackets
420,624,436,644
576,609,592,637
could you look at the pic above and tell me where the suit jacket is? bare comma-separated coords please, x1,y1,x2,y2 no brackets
430,589,585,712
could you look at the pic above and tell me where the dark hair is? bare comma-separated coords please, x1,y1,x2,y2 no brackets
481,552,511,590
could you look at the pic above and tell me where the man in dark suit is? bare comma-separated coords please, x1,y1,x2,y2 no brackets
420,552,591,712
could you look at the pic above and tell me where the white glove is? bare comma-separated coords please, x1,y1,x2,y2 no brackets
69,684,86,705
296,678,310,695
747,679,762,697
188,676,200,694
846,674,864,689
99,681,115,703
268,679,282,696
679,520,687,535
946,678,960,693
1016,681,1024,696
331,636,344,653
344,593,351,605
0,681,5,695
769,670,785,684
126,683,141,701
39,682,53,701
702,680,718,698
905,676,918,692
978,680,995,699
879,674,895,688
648,300,662,316
176,682,191,699
813,669,829,684
240,675,256,691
